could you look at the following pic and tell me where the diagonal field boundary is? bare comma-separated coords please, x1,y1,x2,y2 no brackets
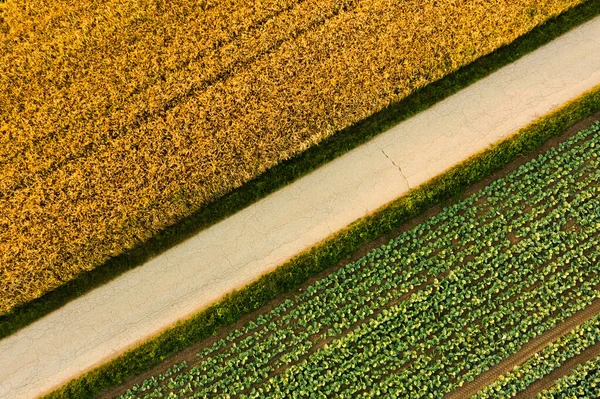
2,14,600,399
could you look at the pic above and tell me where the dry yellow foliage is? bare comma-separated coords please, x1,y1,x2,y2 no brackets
0,0,584,315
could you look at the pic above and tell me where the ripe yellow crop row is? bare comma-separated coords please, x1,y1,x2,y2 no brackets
0,0,584,314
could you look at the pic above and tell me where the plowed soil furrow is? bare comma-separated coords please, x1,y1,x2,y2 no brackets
514,340,600,399
445,300,600,399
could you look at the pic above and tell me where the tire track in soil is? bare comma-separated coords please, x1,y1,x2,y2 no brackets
446,299,600,399
514,340,600,399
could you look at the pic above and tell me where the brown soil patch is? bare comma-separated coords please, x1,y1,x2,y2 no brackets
446,300,600,399
514,341,600,399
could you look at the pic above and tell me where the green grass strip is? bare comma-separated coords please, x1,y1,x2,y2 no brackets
2,0,599,342
44,74,600,399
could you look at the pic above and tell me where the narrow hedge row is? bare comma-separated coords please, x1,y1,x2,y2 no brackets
3,0,599,341
44,84,600,398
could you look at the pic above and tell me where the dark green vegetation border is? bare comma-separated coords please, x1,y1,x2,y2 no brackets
45,80,600,399
3,0,599,342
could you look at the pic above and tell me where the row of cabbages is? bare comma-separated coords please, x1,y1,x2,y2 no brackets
538,352,600,398
475,313,600,398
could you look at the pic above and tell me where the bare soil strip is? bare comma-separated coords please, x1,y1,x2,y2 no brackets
514,341,600,399
445,300,600,399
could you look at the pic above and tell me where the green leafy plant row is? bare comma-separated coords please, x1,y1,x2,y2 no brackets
538,353,600,398
474,314,600,398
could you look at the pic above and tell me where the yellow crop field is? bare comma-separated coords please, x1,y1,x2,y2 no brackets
0,0,584,315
